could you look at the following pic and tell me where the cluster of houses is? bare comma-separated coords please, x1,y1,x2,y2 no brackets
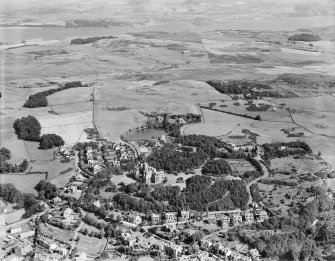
81,142,136,175
139,163,165,184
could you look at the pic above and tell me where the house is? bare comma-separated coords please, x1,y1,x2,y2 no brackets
249,248,260,258
165,243,183,257
231,213,242,225
179,210,190,221
151,213,160,224
69,185,77,194
220,215,231,226
255,210,268,222
19,230,35,239
207,213,216,224
86,147,93,154
164,212,176,223
14,243,33,256
142,163,165,184
177,117,186,124
93,165,103,175
52,196,62,204
9,225,21,234
242,212,254,223
93,200,101,208
121,231,135,247
165,223,176,232
128,214,142,226
157,115,164,123
196,251,209,261
201,239,213,249
160,135,167,143
75,173,86,182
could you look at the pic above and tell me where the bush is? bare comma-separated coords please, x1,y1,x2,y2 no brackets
14,116,41,141
39,134,65,149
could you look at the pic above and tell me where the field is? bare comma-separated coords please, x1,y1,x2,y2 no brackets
269,155,327,175
0,173,46,194
77,235,107,256
226,159,256,176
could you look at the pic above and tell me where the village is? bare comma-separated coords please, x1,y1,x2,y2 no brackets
0,123,273,261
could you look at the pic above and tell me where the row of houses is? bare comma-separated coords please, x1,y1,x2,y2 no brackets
201,240,260,261
36,233,69,257
205,209,268,226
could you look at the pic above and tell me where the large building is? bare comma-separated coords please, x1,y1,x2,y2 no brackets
141,163,165,184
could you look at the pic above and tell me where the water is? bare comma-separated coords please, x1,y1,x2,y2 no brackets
1,16,334,44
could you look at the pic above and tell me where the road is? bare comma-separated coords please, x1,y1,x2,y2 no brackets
246,160,269,206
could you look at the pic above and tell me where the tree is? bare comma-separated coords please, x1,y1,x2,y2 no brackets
39,134,65,149
0,147,11,161
14,116,41,141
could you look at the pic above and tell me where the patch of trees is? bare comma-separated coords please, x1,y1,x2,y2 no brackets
148,135,251,173
71,36,116,45
260,179,297,187
201,159,232,176
39,134,65,149
206,80,282,98
35,180,59,200
113,193,173,213
0,183,44,218
147,144,207,173
183,175,249,211
262,141,312,159
23,81,84,108
0,147,29,173
288,34,321,41
14,116,41,141
246,103,271,112
151,186,183,207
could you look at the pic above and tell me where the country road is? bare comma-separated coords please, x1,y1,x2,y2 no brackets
246,160,269,206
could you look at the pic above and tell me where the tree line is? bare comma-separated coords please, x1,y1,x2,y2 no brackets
23,81,84,108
